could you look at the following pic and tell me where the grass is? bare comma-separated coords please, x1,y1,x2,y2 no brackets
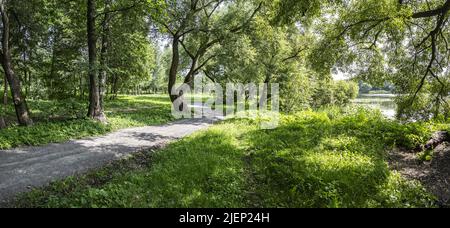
11,107,442,208
366,90,394,95
0,95,174,149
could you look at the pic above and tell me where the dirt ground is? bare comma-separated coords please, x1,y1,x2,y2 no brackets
389,143,450,207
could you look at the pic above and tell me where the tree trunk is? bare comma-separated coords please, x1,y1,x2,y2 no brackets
98,0,111,114
111,74,118,100
183,56,198,85
0,116,5,128
23,56,27,96
4,75,8,107
0,2,32,126
259,75,271,109
49,36,57,98
86,0,106,122
0,114,5,128
0,75,7,129
168,36,190,112
425,131,449,150
27,53,31,98
168,37,180,103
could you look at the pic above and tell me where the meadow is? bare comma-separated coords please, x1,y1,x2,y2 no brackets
11,106,444,208
0,95,174,149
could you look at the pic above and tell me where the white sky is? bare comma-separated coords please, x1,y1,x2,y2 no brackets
332,71,351,81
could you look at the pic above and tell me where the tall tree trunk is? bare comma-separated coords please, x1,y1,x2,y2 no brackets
86,0,105,122
259,75,271,109
169,36,189,112
0,75,7,129
112,75,119,100
79,75,83,99
21,48,31,97
27,51,31,98
49,38,57,98
168,36,180,103
23,66,27,96
98,0,111,114
0,2,32,126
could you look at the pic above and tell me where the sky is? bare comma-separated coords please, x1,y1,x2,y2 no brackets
332,71,351,81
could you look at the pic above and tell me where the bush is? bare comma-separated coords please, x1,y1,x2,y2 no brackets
279,71,314,113
311,80,359,109
333,80,359,106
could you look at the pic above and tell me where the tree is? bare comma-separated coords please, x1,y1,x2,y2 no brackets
103,0,156,98
0,0,33,126
40,0,87,100
86,0,105,121
98,0,112,113
150,0,262,106
278,0,450,119
87,0,150,121
201,2,317,111
0,0,159,127
271,0,328,26
0,74,6,128
107,17,156,97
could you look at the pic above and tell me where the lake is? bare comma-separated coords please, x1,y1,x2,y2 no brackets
352,94,397,119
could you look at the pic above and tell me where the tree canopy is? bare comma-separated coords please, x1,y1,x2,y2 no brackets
0,0,448,127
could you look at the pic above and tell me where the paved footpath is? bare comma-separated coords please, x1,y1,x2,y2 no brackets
0,118,216,203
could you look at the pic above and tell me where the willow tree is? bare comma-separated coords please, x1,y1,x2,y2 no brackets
150,0,262,104
203,8,315,111
277,0,450,119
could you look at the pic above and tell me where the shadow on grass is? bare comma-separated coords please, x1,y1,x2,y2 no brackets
242,111,434,208
2,118,212,207
8,130,246,208
6,109,436,208
0,95,174,150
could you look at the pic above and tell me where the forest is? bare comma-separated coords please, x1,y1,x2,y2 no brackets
0,0,449,209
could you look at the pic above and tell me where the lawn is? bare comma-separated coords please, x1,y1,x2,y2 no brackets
0,95,174,149
12,107,442,208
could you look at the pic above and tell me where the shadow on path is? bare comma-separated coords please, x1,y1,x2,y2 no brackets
0,118,217,203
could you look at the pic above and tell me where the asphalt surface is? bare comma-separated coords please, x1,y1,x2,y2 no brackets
0,118,216,203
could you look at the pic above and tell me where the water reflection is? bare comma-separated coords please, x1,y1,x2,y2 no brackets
352,94,397,119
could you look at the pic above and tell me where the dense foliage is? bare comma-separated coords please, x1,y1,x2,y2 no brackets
1,0,449,209
0,0,448,127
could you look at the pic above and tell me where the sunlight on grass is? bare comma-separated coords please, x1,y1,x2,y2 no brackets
0,95,174,149
302,151,375,172
12,107,439,208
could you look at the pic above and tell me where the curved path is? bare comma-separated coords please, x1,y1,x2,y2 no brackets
0,118,217,203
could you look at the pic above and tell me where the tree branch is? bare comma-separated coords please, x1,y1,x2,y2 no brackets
412,0,450,18
95,0,145,19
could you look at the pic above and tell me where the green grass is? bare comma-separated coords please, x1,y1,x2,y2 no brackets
369,90,392,94
12,107,441,208
0,95,174,149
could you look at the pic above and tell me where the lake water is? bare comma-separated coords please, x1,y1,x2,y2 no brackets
352,94,397,119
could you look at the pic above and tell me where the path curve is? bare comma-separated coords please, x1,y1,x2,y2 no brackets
0,118,216,203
